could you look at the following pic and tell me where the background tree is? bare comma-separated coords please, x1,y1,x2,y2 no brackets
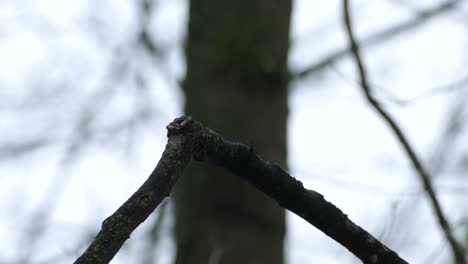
174,1,291,263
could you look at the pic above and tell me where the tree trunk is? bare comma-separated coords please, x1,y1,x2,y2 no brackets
174,1,291,263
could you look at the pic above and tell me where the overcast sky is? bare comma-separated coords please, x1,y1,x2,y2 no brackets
1,0,467,263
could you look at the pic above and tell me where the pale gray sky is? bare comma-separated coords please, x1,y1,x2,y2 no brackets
0,0,467,263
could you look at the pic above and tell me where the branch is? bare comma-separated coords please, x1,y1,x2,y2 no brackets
74,116,408,264
74,117,194,264
342,1,466,264
0,138,51,160
293,0,462,80
379,72,468,107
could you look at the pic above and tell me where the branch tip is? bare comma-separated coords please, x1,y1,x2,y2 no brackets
166,116,194,136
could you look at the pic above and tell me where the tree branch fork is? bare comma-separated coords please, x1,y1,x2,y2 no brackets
74,116,408,264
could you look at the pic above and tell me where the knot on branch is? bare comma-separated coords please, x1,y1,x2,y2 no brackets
166,116,195,137
165,116,213,161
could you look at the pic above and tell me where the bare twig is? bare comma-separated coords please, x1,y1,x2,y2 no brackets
428,90,468,173
392,88,468,247
342,1,466,264
0,138,52,160
328,63,468,107
293,0,462,80
378,73,468,107
74,116,409,264
296,167,468,197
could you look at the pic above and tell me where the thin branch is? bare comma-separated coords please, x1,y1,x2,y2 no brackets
74,116,408,264
328,63,468,107
429,89,468,173
293,0,462,80
0,138,52,160
378,73,468,107
373,89,468,248
296,167,468,197
342,1,466,264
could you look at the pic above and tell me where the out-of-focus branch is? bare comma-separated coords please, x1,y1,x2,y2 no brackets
0,138,52,160
428,89,468,173
293,0,462,80
342,1,467,264
75,116,408,264
140,0,159,54
329,63,468,107
386,85,468,247
296,167,468,197
379,72,468,107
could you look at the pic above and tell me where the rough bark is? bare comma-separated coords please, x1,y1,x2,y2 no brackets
74,116,409,264
74,118,194,264
175,1,291,263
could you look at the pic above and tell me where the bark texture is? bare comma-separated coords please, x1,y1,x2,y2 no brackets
74,116,409,264
174,1,292,263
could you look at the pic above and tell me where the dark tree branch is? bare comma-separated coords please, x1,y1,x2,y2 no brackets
74,116,408,264
74,117,194,264
342,1,466,264
293,0,462,80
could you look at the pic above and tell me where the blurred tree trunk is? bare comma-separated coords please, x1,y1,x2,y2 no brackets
174,1,291,264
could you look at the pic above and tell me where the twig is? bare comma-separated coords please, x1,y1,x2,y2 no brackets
0,138,51,160
378,73,468,107
328,63,468,107
74,116,409,264
296,167,468,197
293,0,462,80
342,1,466,264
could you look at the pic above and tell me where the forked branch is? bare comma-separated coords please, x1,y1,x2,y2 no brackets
74,116,408,264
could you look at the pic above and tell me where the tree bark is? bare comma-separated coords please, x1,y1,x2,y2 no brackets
174,1,291,263
74,116,409,264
